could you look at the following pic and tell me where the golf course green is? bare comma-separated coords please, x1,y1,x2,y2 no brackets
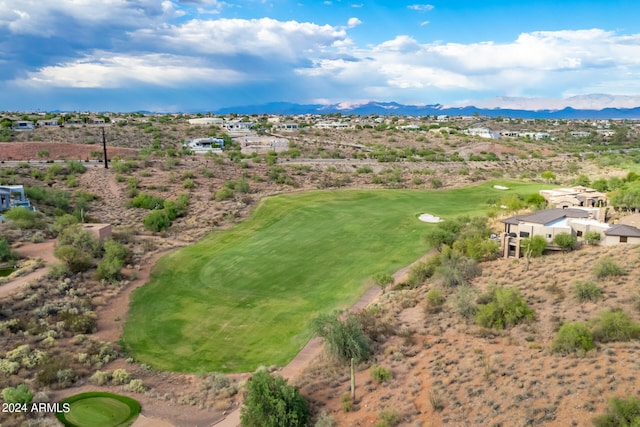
124,181,549,373
56,392,141,427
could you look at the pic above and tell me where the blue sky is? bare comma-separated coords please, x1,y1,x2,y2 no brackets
2,0,640,112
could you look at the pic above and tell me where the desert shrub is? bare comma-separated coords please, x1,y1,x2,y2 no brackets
112,368,131,385
521,235,547,257
594,257,626,279
54,245,93,273
0,238,19,263
573,281,602,302
57,225,100,256
553,232,578,251
66,160,86,174
0,359,20,375
182,178,196,189
451,285,478,319
476,286,535,329
434,246,481,288
591,309,640,343
314,411,336,427
96,239,128,282
240,370,310,427
215,186,234,201
584,231,602,245
406,255,441,287
143,210,171,232
551,322,595,355
131,193,165,210
89,370,112,385
3,207,43,229
56,368,76,387
25,186,70,211
59,311,97,334
2,384,33,404
425,289,445,314
376,407,401,427
592,395,640,427
126,379,146,393
370,365,392,383
311,313,372,364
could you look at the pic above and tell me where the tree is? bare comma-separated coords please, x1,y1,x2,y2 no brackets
541,170,556,182
0,238,19,263
240,370,310,427
54,245,93,273
584,231,601,245
311,313,371,364
521,235,547,258
553,233,578,252
373,272,394,294
424,227,456,251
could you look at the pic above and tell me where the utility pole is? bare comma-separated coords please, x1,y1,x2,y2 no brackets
102,127,108,169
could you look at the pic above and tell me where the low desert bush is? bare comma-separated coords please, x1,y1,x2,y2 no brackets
551,321,595,355
573,281,602,302
591,309,640,343
376,407,401,427
112,368,131,385
126,379,147,393
592,395,640,427
476,286,535,329
89,370,112,385
424,289,445,314
370,365,392,383
451,285,478,319
594,257,626,279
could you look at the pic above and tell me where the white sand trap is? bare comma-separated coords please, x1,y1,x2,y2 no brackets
418,213,443,223
493,185,509,190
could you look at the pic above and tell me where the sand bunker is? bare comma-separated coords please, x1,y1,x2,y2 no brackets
418,213,443,223
493,185,509,190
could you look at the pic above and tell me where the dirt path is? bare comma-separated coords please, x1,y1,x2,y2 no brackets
0,240,57,300
91,247,179,343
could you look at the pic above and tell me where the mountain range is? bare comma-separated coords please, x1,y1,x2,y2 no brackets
214,95,640,119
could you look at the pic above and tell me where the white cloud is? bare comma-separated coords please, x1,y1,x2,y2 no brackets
15,52,245,88
294,29,640,102
408,4,434,12
131,18,346,60
347,17,362,28
0,0,167,36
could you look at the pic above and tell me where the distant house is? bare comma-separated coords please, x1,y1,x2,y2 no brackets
274,122,300,131
188,117,223,126
222,121,253,131
463,127,498,139
540,186,608,210
183,137,225,153
37,119,59,127
11,121,35,131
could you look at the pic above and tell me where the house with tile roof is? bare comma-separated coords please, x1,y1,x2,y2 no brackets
499,207,638,257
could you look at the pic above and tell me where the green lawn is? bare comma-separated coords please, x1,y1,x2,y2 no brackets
56,392,141,427
123,180,549,373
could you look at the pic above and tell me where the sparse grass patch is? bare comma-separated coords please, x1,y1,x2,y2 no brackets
594,257,626,279
591,309,640,343
370,365,392,383
573,281,602,302
424,289,445,314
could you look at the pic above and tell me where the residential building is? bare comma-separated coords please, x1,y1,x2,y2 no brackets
540,186,608,210
11,121,35,131
188,117,223,126
183,137,225,153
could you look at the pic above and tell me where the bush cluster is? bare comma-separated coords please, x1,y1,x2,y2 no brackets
476,286,535,329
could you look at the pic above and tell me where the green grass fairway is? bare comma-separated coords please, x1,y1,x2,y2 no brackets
124,180,549,372
56,392,141,427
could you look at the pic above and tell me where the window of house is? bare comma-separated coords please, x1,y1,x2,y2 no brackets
576,230,583,237
519,231,530,238
546,234,552,239
621,236,628,243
